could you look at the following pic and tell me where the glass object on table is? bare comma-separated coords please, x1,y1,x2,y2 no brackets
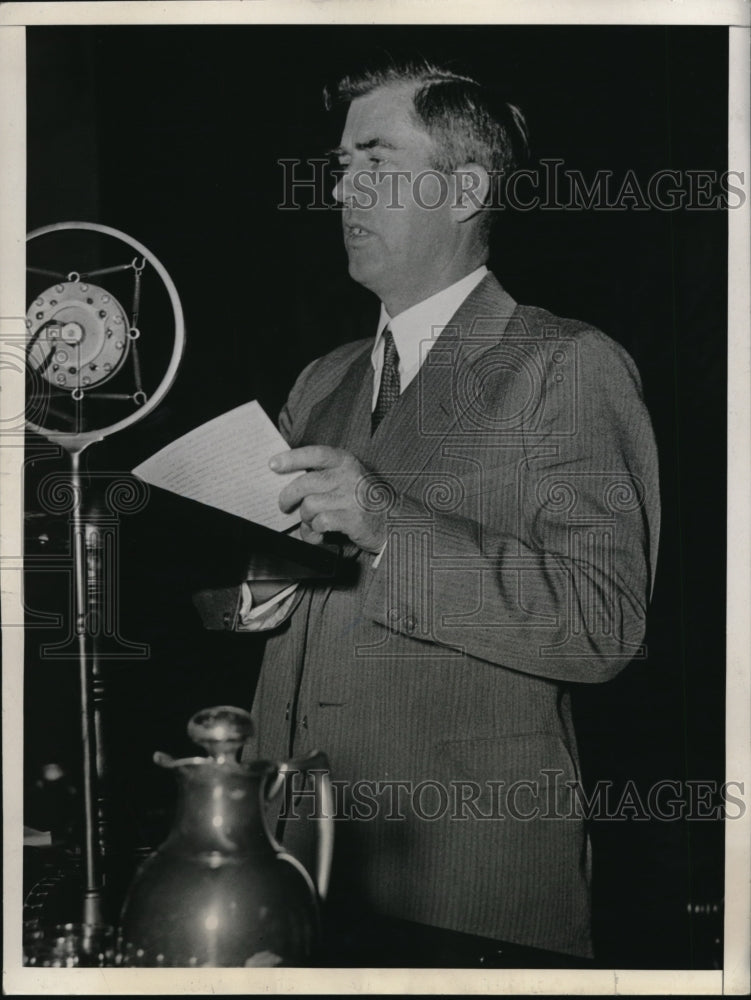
23,921,116,967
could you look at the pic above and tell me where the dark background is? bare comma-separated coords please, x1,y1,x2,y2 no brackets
23,25,727,968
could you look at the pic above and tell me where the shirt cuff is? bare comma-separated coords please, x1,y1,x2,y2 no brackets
237,581,300,632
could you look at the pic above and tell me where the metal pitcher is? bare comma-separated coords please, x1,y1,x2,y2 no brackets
117,706,333,967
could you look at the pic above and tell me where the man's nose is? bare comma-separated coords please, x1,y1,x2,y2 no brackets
332,169,352,205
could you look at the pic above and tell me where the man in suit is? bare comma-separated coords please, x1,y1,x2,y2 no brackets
195,59,660,965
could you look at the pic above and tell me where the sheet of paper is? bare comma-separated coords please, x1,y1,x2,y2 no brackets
132,401,299,532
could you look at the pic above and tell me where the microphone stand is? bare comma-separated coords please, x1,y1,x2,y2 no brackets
25,221,185,937
70,447,105,927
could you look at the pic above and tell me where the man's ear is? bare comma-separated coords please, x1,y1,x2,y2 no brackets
452,163,491,222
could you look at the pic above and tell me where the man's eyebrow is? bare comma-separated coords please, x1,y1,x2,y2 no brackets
356,138,398,151
327,138,399,157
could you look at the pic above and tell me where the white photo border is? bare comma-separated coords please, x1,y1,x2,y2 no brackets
1,1,749,995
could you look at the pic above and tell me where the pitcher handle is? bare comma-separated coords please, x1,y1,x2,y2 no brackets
268,750,334,901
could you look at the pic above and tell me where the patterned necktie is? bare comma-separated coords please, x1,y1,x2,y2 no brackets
371,327,401,434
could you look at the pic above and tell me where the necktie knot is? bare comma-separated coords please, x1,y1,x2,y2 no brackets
372,328,401,434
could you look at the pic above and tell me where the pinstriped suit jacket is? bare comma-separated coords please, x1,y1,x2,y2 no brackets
194,273,660,957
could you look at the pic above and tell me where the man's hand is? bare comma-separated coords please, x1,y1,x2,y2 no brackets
270,446,387,553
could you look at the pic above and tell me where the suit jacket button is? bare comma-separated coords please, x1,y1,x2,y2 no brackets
222,612,232,629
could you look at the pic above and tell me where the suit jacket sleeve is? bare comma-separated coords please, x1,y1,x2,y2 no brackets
361,328,660,684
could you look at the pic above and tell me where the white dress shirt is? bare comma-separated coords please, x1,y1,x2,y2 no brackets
370,265,488,406
238,265,489,630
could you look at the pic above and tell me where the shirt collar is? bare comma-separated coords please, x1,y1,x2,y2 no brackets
372,266,489,373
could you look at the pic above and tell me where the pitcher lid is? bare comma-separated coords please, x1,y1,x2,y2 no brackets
153,705,260,772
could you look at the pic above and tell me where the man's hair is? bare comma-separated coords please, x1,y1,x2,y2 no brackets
324,57,530,235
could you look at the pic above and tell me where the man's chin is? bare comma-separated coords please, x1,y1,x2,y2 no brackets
346,257,380,293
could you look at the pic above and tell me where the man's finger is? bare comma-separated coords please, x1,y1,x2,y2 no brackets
299,522,325,546
308,509,350,537
278,471,334,513
270,446,343,474
298,493,331,523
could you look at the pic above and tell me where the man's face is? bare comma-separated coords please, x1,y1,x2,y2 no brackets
332,84,459,315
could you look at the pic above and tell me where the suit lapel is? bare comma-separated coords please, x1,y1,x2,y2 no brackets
298,273,519,494
302,346,372,451
362,273,519,490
